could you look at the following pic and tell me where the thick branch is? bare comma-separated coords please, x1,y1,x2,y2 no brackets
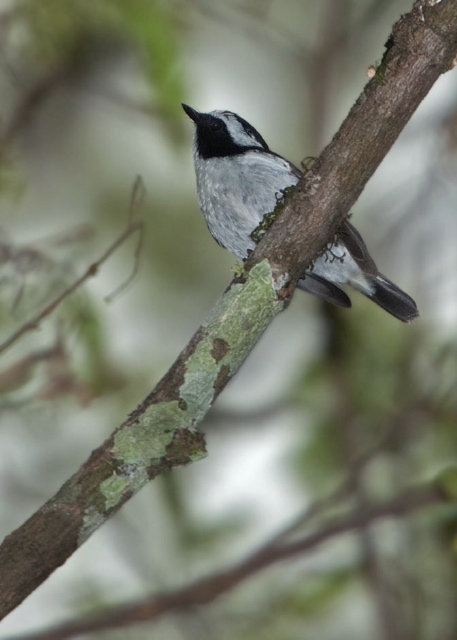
0,0,456,622
0,261,285,620
248,0,457,280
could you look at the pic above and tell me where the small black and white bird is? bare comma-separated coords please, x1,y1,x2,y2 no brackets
183,104,419,323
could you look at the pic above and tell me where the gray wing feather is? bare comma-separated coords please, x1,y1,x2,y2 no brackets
339,219,378,275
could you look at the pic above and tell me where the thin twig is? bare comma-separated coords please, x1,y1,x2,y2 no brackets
104,175,145,303
0,179,145,355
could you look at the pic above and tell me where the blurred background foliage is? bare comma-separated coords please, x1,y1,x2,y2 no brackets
0,0,456,638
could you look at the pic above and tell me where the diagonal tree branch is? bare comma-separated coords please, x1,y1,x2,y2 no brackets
248,0,457,280
0,0,456,623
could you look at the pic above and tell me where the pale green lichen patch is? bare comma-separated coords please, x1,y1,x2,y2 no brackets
100,473,131,510
189,448,207,462
203,260,284,373
180,337,220,424
178,260,284,421
104,261,283,502
79,506,106,546
112,400,183,465
120,464,149,492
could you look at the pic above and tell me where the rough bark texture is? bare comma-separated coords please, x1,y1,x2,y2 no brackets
0,261,285,619
249,1,457,280
0,0,456,623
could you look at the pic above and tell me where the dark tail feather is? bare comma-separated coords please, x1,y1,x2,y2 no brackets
365,274,419,323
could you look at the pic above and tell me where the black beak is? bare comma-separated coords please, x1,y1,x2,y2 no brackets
182,103,201,124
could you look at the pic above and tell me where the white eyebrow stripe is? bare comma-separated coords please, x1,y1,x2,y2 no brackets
218,113,265,149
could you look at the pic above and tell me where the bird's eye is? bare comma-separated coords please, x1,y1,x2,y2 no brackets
209,121,222,132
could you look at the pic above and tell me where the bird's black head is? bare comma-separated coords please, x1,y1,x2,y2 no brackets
182,104,269,159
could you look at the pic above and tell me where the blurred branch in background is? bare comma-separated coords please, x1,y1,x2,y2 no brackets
0,1,457,640
0,177,144,355
8,480,445,640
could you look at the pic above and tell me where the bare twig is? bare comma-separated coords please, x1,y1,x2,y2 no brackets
104,175,145,303
0,181,145,355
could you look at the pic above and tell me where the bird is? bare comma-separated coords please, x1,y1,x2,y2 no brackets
182,104,419,323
